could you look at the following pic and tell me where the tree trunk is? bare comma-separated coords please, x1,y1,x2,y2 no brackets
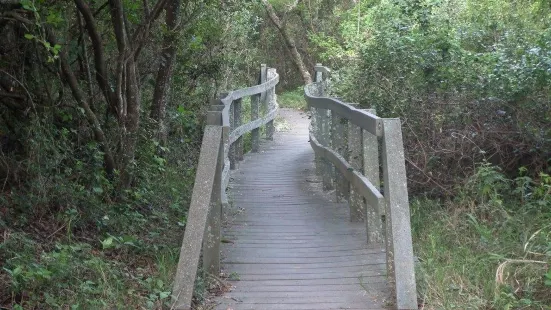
120,56,141,188
261,0,312,85
52,30,117,177
151,0,181,144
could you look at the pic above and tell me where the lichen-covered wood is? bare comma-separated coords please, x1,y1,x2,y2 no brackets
306,64,418,309
171,125,222,309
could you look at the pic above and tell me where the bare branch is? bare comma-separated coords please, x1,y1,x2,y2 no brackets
93,1,109,17
74,0,114,111
46,28,116,176
0,11,33,24
131,0,168,59
143,0,151,17
261,0,312,84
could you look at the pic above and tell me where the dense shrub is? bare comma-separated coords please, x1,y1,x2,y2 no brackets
315,0,551,195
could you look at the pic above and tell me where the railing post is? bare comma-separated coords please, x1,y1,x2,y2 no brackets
202,105,223,278
265,68,276,140
315,63,325,96
312,107,322,176
312,65,323,176
315,63,323,83
362,109,383,244
229,102,236,170
260,64,267,105
347,119,363,222
318,109,333,190
171,121,222,310
331,112,350,202
251,67,262,152
260,64,268,139
234,98,243,161
311,66,333,189
382,118,417,309
221,124,230,209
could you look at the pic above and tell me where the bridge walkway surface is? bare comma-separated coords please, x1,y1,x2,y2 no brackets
214,109,390,310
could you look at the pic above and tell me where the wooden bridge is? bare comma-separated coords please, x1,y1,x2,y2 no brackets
171,65,418,310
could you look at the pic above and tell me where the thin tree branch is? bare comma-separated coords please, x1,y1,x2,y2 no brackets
93,1,109,17
74,0,114,111
261,0,312,84
77,8,95,112
143,0,151,17
46,29,116,176
0,11,33,24
131,0,168,59
108,0,129,120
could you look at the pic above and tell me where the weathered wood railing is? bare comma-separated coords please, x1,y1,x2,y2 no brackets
171,65,279,309
305,64,418,309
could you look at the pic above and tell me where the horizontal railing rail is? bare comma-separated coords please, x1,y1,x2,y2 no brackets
171,64,279,310
304,93,382,136
305,64,418,309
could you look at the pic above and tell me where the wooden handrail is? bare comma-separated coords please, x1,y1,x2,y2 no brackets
309,134,383,208
171,124,222,309
304,92,382,136
220,69,279,128
171,65,279,310
305,64,418,309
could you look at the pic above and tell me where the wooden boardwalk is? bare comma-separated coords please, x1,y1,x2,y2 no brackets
214,109,390,310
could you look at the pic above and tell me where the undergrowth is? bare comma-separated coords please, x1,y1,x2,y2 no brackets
412,163,551,309
0,115,204,309
278,88,306,110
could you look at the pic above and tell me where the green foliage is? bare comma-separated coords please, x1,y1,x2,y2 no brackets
0,0,259,307
412,163,551,309
1,233,178,308
278,87,307,110
313,0,551,194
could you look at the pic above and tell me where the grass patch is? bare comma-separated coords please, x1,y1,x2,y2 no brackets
278,88,306,110
412,164,551,309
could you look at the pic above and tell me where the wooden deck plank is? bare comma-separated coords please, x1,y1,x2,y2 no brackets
213,109,390,310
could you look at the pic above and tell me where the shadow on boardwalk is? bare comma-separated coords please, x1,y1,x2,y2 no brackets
213,109,390,310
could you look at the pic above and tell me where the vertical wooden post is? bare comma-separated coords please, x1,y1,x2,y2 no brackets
234,98,243,161
172,117,222,310
312,63,323,176
315,63,323,83
382,118,417,310
313,107,322,176
220,124,230,222
260,64,267,107
348,121,363,222
315,63,325,96
319,109,333,190
251,89,260,152
229,102,236,170
266,68,276,140
331,112,349,202
202,107,223,277
363,109,383,244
